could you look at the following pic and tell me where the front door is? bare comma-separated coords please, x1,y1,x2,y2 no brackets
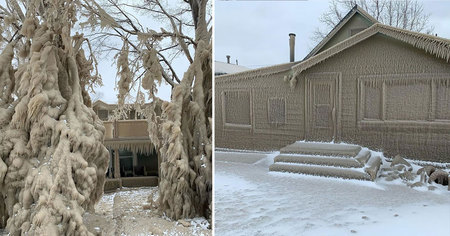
306,74,338,141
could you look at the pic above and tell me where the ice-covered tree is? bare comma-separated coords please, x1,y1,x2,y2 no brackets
81,0,212,220
0,0,109,234
313,0,434,42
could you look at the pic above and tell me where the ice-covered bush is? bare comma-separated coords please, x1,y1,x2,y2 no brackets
0,0,108,234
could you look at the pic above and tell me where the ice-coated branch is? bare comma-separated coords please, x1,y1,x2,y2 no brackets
144,0,212,220
0,0,109,234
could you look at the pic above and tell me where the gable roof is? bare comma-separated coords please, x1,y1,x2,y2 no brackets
217,23,450,84
292,23,450,76
216,5,450,85
93,100,114,109
304,5,378,60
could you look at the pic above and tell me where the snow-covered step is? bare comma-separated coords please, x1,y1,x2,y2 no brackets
280,142,361,157
269,163,371,181
274,154,364,168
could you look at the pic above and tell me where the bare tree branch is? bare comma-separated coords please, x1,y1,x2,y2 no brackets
312,0,434,43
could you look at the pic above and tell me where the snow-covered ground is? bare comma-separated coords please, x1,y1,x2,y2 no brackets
215,150,450,236
1,187,211,236
83,187,211,236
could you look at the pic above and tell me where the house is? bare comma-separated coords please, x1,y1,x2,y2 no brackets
92,100,160,188
215,56,250,76
215,6,450,162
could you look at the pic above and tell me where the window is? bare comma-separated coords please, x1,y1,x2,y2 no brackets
98,109,109,121
129,110,136,120
436,83,450,120
119,149,133,177
268,97,286,125
223,90,251,127
385,81,430,120
359,75,450,125
363,82,382,120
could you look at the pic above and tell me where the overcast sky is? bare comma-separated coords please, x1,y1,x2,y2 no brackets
215,0,450,69
91,0,450,103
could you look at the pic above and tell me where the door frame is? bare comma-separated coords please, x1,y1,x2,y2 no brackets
304,72,341,141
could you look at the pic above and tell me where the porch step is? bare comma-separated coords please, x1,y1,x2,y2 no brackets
280,142,361,157
274,154,363,168
269,163,371,181
270,142,382,181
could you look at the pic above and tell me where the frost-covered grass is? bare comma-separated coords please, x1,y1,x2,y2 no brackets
215,150,450,236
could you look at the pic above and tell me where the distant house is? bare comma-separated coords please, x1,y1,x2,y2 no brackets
215,6,450,162
92,100,159,186
215,60,250,76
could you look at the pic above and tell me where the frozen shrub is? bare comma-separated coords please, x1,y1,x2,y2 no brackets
390,155,412,171
428,170,449,186
0,0,108,234
399,171,416,181
417,166,436,176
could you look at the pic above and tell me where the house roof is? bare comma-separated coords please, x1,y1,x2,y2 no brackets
215,61,251,75
216,6,450,85
93,100,115,110
93,100,153,110
215,61,298,84
304,5,378,60
291,23,450,77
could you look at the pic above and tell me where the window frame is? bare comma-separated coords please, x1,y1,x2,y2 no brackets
357,74,450,130
221,89,253,129
267,97,287,126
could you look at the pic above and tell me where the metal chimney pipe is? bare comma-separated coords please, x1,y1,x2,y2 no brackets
289,33,296,62
226,55,231,64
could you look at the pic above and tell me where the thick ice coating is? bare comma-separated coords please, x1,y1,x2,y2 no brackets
0,0,109,234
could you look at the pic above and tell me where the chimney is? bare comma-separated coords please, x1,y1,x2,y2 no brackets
226,55,231,64
289,33,296,62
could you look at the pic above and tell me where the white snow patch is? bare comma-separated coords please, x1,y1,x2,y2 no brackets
269,171,386,190
215,150,450,236
215,61,251,74
82,187,211,235
215,148,275,154
190,217,210,230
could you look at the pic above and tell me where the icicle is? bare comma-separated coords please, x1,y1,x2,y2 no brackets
105,141,155,155
142,48,162,98
116,42,132,107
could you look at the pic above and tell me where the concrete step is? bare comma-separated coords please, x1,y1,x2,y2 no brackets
274,154,363,168
280,142,361,157
269,163,371,181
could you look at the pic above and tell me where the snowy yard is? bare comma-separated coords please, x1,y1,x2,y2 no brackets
82,187,211,236
0,187,211,236
81,187,211,236
215,150,450,236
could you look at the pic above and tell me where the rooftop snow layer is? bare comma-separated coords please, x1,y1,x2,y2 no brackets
215,61,250,75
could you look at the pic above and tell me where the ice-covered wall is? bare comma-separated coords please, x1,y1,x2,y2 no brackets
215,62,304,150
